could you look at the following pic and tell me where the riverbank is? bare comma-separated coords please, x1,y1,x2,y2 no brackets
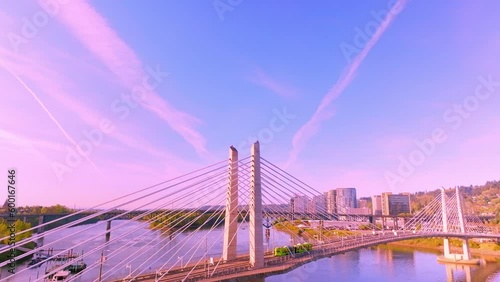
385,240,500,262
273,220,356,239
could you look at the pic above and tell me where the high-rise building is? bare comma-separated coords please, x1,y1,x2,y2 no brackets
357,197,370,209
290,195,308,213
372,195,382,215
346,207,371,215
308,194,327,214
336,188,357,214
325,189,336,214
381,192,411,216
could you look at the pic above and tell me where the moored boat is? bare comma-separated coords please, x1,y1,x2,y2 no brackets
65,260,87,273
51,270,70,281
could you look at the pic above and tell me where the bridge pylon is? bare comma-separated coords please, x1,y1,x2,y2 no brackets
440,187,472,262
222,146,239,261
441,187,451,258
249,141,264,268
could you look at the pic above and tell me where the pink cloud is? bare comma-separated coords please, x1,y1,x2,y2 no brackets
56,0,207,155
286,0,408,166
0,58,102,172
248,68,297,98
376,134,415,161
1,45,190,164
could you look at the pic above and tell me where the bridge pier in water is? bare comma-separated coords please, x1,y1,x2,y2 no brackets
36,215,45,247
223,146,239,261
249,141,264,268
105,220,112,242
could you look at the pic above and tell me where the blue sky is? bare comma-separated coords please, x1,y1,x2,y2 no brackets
0,0,499,207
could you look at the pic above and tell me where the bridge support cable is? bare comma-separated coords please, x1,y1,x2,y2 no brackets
404,194,442,232
259,177,337,241
149,160,253,280
130,201,228,280
0,159,230,247
261,187,303,233
260,189,307,244
29,163,237,281
83,179,235,282
260,167,332,221
0,161,232,269
155,175,253,281
181,194,252,281
100,160,253,281
260,175,334,222
260,159,377,227
17,191,232,280
163,189,249,272
208,209,250,279
260,166,375,233
49,173,233,282
115,197,229,281
260,166,383,247
29,166,232,281
205,164,254,279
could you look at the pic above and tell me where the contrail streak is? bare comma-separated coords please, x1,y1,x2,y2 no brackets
1,60,101,172
286,0,408,167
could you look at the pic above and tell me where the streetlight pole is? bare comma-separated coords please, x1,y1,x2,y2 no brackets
205,237,207,272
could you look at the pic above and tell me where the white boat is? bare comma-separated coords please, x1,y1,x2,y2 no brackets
51,270,70,281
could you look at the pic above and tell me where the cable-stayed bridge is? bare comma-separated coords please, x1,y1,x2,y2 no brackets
1,142,499,282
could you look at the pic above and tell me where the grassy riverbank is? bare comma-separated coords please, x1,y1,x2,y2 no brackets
273,220,357,240
147,211,246,231
385,238,500,262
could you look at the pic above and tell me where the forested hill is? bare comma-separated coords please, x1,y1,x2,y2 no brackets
411,180,500,223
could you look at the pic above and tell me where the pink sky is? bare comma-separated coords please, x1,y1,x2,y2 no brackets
1,1,499,208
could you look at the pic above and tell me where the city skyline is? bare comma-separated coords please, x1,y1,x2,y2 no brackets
1,1,499,207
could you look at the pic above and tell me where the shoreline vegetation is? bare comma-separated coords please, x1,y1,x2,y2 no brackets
273,220,500,261
0,219,34,263
385,239,500,261
273,220,357,239
147,211,247,231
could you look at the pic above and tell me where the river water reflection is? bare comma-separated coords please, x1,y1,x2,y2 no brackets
1,220,499,281
0,220,297,281
267,246,500,282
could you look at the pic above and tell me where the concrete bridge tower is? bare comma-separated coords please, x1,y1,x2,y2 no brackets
249,142,264,268
222,146,239,261
441,187,451,258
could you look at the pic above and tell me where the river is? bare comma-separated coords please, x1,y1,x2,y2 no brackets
1,220,499,281
266,246,500,282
